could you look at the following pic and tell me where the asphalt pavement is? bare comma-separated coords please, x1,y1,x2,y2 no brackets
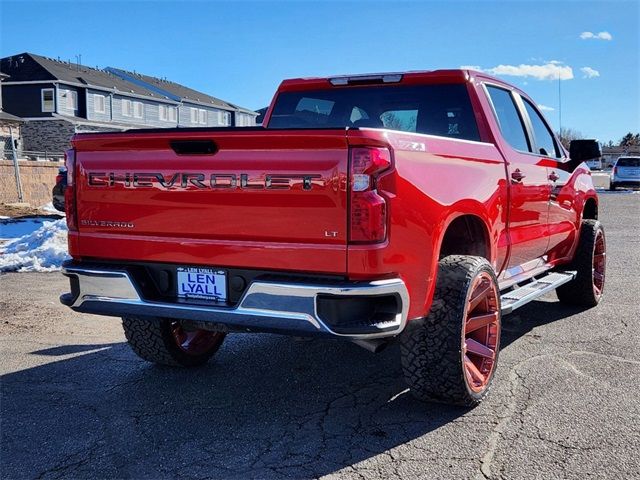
1,190,639,480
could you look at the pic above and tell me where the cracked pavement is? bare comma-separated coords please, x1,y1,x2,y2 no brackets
1,192,639,479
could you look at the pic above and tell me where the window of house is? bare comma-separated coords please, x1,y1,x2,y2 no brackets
41,89,55,112
133,101,144,118
122,99,132,117
522,99,560,158
62,90,77,110
198,109,207,125
485,85,530,152
94,94,106,114
168,106,177,122
159,105,168,121
190,107,198,123
237,113,251,127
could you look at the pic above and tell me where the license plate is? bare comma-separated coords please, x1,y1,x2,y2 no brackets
176,267,227,302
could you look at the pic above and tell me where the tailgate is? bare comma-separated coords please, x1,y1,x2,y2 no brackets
72,129,349,274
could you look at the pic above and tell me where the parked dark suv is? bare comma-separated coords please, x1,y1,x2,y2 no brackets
52,166,67,212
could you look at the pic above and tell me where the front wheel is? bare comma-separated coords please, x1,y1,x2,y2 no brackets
556,220,606,307
400,256,502,406
122,316,226,367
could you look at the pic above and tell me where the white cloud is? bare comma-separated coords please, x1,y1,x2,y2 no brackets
460,65,482,71
580,31,612,41
580,66,600,78
538,104,555,112
462,62,574,81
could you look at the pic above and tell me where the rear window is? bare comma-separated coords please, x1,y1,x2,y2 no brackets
617,157,640,167
267,84,481,141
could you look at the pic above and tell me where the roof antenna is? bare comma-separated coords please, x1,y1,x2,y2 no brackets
75,54,82,71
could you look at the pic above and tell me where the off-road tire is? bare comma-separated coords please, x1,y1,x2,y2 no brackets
400,255,501,407
556,220,606,307
122,316,226,367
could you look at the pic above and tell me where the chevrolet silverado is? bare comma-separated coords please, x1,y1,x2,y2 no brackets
60,69,605,406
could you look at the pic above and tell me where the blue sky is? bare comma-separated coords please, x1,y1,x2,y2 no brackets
1,0,638,142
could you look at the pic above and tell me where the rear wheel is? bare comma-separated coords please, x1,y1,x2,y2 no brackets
556,220,606,307
609,182,616,191
400,256,501,406
122,316,226,367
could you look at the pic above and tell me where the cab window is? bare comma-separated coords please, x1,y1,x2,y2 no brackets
522,99,561,158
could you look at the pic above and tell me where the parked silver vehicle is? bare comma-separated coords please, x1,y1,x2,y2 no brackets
610,156,640,190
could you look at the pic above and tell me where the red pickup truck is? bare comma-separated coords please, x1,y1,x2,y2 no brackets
60,69,605,406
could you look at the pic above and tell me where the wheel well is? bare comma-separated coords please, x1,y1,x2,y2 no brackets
439,215,490,260
583,198,598,220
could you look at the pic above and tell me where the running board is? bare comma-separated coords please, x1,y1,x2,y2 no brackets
501,271,576,315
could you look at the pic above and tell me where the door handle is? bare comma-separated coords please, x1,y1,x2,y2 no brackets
511,169,526,182
548,171,560,182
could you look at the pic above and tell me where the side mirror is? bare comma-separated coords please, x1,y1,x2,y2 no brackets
569,139,602,162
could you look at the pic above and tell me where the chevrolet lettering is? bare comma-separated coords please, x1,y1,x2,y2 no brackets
87,172,324,190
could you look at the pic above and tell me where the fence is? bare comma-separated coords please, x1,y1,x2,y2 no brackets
1,157,64,207
2,149,65,163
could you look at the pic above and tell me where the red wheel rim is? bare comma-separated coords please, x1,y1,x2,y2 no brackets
592,229,606,299
462,272,500,393
171,322,223,356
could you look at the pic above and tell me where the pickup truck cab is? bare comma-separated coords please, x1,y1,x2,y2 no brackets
60,69,605,406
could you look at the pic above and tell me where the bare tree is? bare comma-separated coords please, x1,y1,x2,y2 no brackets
556,127,584,150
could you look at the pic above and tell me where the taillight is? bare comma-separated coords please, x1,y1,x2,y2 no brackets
349,147,391,243
64,148,78,231
613,166,617,175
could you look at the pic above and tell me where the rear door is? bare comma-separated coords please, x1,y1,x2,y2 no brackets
484,84,551,270
73,129,349,274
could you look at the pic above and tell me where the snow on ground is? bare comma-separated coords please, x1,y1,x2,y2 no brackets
39,202,62,214
0,218,69,272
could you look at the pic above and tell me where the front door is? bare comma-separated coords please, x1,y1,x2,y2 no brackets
519,97,577,263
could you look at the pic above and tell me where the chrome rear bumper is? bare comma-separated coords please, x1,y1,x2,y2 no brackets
61,264,409,340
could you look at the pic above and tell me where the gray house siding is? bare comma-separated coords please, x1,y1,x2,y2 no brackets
86,89,111,122
179,103,232,127
235,111,257,127
111,95,178,128
57,85,80,117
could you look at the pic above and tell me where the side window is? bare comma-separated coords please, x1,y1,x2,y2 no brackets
522,99,560,158
486,86,530,152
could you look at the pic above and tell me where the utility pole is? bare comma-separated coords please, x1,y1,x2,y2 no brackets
558,73,562,131
9,125,24,203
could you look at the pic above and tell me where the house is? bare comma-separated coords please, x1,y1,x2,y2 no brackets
0,72,24,157
602,145,640,168
0,53,258,154
105,68,257,128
